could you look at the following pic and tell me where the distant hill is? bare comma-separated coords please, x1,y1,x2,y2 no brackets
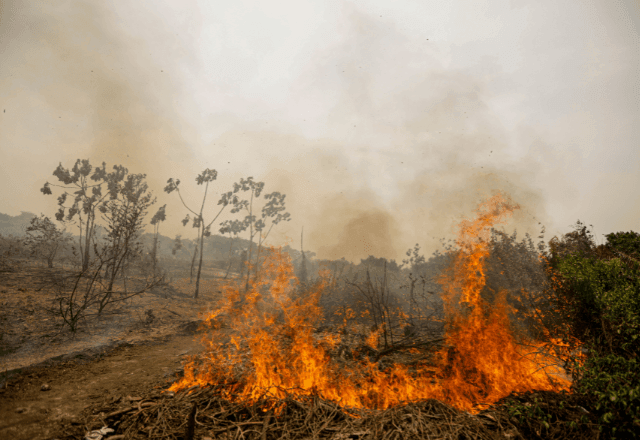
0,211,37,237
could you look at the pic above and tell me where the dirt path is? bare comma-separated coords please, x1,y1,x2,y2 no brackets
0,263,233,439
0,332,203,440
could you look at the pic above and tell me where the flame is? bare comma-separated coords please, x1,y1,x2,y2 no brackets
169,192,569,414
433,193,570,410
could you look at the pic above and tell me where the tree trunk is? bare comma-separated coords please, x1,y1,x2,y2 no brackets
189,240,198,283
244,237,253,293
82,214,94,272
224,235,235,279
244,191,254,293
194,226,204,299
152,229,158,275
254,240,262,283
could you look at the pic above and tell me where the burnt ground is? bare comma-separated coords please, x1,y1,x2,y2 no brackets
0,261,226,440
0,262,602,440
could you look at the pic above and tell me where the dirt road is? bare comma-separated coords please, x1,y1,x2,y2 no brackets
0,333,202,440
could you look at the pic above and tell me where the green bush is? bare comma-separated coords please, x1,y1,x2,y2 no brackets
569,353,640,438
555,253,640,438
605,231,640,260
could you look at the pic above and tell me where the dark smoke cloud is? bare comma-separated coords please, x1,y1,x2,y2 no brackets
311,196,400,263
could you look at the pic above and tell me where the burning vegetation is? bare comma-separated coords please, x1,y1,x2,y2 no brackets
6,184,638,439
167,193,569,415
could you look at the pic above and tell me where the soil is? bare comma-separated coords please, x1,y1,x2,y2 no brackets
0,262,227,440
0,333,201,440
0,262,578,439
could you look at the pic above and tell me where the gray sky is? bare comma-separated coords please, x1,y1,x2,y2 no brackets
1,0,638,262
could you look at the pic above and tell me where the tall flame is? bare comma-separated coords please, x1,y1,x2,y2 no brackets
435,193,569,409
169,192,569,413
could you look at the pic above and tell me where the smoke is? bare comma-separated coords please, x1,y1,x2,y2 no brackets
1,1,557,262
254,7,551,262
0,0,195,195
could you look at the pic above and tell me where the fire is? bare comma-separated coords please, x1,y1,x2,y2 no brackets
169,192,569,414
434,193,570,409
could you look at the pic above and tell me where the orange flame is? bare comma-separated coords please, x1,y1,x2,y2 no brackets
169,193,569,413
433,193,570,410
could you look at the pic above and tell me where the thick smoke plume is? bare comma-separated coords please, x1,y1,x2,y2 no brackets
1,1,552,262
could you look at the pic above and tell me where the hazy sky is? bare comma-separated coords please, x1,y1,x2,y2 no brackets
1,0,638,262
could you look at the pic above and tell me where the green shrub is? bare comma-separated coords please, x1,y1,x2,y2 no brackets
569,353,640,438
605,231,640,260
556,253,640,438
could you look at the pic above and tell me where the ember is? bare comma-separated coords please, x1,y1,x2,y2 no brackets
169,192,569,414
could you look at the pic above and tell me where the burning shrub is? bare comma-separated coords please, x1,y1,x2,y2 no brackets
480,228,552,341
169,192,569,417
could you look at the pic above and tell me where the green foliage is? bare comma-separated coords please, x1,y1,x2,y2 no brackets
547,220,597,266
504,395,555,433
605,231,640,259
556,255,640,357
554,242,640,438
500,391,600,439
569,353,640,438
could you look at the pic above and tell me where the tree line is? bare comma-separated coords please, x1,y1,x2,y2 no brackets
35,159,292,300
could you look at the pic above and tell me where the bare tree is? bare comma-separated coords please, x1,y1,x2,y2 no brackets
164,169,238,298
50,241,167,330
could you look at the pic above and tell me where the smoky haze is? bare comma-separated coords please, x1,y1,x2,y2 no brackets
0,0,196,193
1,0,637,262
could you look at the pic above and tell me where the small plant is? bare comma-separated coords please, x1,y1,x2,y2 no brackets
23,214,71,268
0,233,28,272
500,391,600,439
504,395,554,432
